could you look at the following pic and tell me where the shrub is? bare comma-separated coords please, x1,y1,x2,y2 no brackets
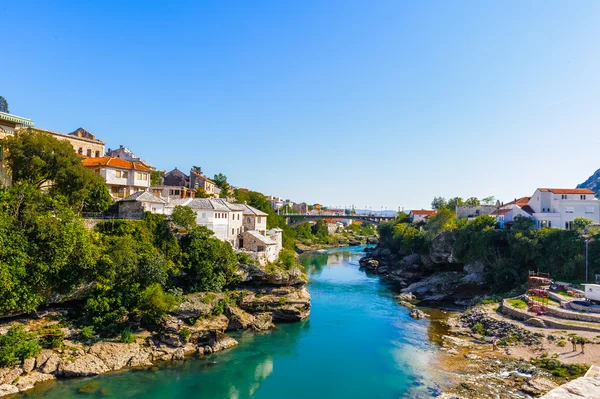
473,322,486,335
531,353,588,379
39,325,64,349
211,300,226,316
278,297,288,306
0,325,41,367
80,326,95,341
557,340,566,347
120,328,135,344
179,328,191,341
138,284,182,325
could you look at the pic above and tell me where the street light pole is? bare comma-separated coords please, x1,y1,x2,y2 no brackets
586,238,594,283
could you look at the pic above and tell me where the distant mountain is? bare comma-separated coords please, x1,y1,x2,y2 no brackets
577,168,600,197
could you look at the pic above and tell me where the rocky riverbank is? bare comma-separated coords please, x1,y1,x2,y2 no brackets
359,232,488,306
295,235,378,253
359,238,599,398
0,263,310,397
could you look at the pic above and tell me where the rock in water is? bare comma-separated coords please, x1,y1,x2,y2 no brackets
410,309,426,320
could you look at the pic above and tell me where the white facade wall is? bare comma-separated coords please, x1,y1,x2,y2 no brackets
529,190,600,229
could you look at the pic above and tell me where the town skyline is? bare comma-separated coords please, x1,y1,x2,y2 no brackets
2,1,600,209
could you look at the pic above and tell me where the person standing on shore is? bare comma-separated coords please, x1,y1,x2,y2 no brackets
571,336,577,352
580,339,585,354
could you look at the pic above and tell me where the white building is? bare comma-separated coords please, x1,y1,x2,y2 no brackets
118,191,167,217
490,197,533,228
409,210,436,223
165,198,244,246
528,188,599,230
82,156,151,199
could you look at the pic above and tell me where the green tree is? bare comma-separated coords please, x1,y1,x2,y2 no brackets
481,196,496,205
150,170,164,186
3,129,112,211
195,188,210,198
0,325,40,367
447,197,464,212
431,197,447,210
171,205,197,231
180,226,238,292
464,197,481,206
138,284,181,324
213,173,230,198
572,217,593,234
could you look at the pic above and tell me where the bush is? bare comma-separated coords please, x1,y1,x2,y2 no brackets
531,353,588,379
39,325,64,349
179,328,191,341
473,322,486,335
138,284,182,325
0,325,41,367
80,326,95,341
120,328,135,344
557,340,567,347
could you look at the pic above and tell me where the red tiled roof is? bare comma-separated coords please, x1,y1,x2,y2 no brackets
410,210,437,215
504,196,530,207
538,188,595,195
81,156,151,171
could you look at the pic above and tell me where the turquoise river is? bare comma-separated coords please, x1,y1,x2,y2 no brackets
19,246,450,399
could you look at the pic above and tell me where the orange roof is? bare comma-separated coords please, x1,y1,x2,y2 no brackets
504,196,530,207
410,210,437,215
81,156,151,171
538,188,595,195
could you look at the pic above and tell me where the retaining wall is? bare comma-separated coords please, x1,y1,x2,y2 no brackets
501,300,600,333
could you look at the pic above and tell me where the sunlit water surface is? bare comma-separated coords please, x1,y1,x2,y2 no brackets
19,246,444,399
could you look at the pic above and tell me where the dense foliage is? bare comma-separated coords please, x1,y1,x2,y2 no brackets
379,207,600,292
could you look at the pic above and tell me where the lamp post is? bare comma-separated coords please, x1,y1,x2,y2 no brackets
586,237,595,283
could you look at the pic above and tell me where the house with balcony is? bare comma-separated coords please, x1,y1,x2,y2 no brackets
527,188,599,229
82,156,151,199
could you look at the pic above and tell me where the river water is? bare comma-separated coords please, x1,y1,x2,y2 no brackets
19,246,446,398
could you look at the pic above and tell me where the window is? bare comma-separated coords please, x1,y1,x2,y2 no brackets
116,171,128,179
202,212,206,218
581,195,587,200
586,207,594,214
565,207,574,213
232,228,235,235
565,221,573,230
78,148,83,155
86,149,92,157
137,172,142,180
95,151,100,157
142,174,148,181
561,194,567,200
246,217,251,223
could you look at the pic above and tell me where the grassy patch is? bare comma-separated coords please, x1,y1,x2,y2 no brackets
531,353,588,379
507,299,528,309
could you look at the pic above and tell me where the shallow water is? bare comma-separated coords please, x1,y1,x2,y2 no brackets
20,246,443,398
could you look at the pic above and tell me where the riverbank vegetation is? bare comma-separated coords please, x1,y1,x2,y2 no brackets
0,131,303,342
378,200,600,292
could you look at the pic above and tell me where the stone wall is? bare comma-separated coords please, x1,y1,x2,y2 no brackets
501,300,600,333
455,204,498,219
118,202,145,219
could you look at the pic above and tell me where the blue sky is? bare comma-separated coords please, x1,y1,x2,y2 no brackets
2,1,600,210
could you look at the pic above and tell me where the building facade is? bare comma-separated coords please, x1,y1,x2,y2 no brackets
17,127,106,158
409,209,437,223
82,156,151,199
528,188,599,229
165,198,244,246
149,186,195,200
118,191,167,218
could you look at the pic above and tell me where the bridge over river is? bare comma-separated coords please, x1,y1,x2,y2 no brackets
281,214,396,226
